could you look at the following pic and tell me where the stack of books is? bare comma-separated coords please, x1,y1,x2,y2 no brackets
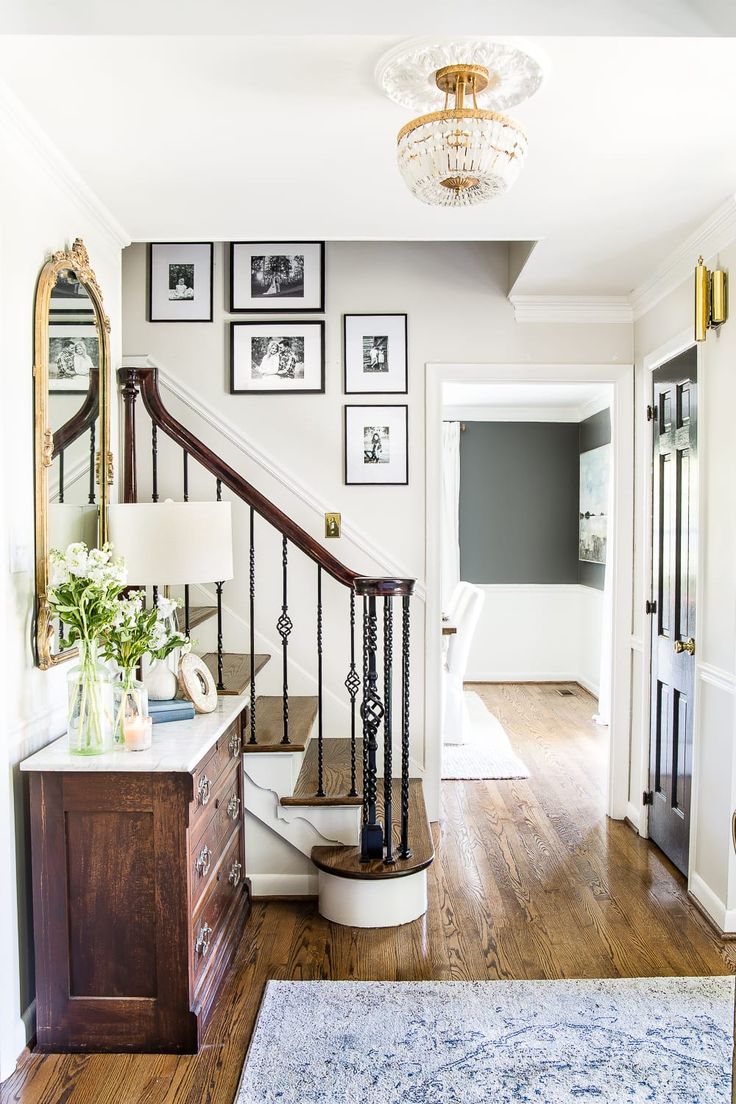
148,698,196,725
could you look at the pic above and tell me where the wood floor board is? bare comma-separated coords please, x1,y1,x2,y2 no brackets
5,680,735,1104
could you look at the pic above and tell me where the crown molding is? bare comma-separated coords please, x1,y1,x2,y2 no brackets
509,294,633,324
0,80,130,251
630,194,736,320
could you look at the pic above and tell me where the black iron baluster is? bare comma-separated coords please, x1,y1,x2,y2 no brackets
151,424,159,606
276,534,292,744
360,594,384,861
58,450,65,504
215,478,224,691
399,595,412,860
316,567,325,796
88,424,96,505
344,588,359,797
383,596,395,864
248,506,257,744
182,449,190,635
361,596,369,826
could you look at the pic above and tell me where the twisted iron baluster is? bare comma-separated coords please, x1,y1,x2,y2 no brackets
248,505,257,745
183,449,190,635
316,566,324,796
277,535,292,744
88,423,96,504
151,423,159,503
383,596,395,864
399,594,412,859
58,450,65,504
215,478,224,691
344,588,359,797
360,594,384,861
361,597,369,826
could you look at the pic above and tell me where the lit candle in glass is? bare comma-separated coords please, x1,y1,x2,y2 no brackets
123,714,152,752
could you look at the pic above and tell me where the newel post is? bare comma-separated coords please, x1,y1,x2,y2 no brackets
118,367,140,504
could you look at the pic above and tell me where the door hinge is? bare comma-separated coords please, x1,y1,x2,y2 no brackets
646,404,657,422
643,790,654,806
645,599,657,615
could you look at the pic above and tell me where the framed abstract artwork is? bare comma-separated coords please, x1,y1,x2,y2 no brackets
230,320,325,394
344,404,409,485
344,313,407,394
148,242,213,322
230,241,325,313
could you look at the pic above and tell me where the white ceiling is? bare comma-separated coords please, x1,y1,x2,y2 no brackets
1,30,735,294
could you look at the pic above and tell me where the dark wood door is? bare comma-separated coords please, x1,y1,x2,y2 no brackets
649,347,697,875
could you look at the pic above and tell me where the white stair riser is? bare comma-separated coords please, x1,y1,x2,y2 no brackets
317,869,428,928
244,749,306,793
244,770,361,847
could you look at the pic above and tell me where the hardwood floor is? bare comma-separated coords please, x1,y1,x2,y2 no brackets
3,681,734,1104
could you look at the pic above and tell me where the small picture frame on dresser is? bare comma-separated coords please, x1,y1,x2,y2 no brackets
148,242,214,322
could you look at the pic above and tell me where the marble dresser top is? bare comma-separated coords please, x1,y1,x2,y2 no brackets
20,694,248,774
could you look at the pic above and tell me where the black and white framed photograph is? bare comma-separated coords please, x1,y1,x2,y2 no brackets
230,321,325,394
344,313,407,395
48,323,99,393
344,404,408,485
148,242,213,322
230,241,324,313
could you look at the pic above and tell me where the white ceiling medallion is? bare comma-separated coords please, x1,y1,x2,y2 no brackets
376,37,545,208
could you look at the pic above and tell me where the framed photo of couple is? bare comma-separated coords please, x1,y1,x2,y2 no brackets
344,313,407,395
230,321,325,394
230,241,325,313
148,242,213,322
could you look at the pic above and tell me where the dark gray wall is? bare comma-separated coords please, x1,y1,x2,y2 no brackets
578,408,611,591
459,421,580,584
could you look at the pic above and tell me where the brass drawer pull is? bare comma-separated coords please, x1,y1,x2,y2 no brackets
226,794,241,820
195,845,211,877
197,775,212,806
195,922,212,957
228,860,242,888
228,731,242,758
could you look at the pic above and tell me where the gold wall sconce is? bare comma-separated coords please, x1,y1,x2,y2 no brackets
695,255,728,342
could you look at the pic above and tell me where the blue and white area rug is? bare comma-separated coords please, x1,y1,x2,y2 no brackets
236,977,734,1103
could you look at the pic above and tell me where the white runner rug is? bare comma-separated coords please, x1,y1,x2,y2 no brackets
442,691,529,779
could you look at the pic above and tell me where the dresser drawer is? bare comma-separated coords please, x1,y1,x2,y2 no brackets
190,716,243,831
190,766,242,905
191,829,244,990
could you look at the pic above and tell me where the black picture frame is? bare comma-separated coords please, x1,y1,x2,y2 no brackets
229,241,325,314
230,320,325,395
148,242,214,323
344,404,409,486
343,313,408,395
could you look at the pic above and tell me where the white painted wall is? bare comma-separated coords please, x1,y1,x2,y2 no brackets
633,239,736,931
464,583,603,696
0,86,126,1080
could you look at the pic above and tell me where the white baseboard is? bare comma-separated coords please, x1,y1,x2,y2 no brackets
0,1012,29,1083
689,872,736,934
250,873,318,897
625,802,641,832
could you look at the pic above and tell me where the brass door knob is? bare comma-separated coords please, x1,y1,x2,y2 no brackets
674,637,696,655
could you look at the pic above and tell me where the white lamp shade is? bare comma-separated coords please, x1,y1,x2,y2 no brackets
108,500,234,585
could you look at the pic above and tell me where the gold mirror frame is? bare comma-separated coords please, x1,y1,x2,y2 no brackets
34,239,113,669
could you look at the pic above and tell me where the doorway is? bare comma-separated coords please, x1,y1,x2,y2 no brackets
647,347,698,875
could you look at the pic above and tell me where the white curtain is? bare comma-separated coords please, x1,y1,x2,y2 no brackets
441,421,461,609
594,413,614,726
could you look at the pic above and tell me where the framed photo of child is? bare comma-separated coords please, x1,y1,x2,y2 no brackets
148,242,213,322
344,313,407,395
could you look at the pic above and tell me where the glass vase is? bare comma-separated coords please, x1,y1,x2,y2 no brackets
67,640,114,755
113,668,149,747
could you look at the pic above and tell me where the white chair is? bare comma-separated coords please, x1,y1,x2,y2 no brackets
444,580,472,625
442,585,485,746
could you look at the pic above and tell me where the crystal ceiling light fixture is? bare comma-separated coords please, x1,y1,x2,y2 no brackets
376,38,545,207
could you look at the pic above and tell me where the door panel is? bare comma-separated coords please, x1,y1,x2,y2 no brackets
649,349,697,875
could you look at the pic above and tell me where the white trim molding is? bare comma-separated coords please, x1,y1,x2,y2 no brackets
509,294,634,325
697,662,736,695
0,79,130,251
689,872,736,935
631,194,736,320
122,355,425,601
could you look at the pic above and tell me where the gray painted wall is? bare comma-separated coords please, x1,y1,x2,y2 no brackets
578,408,611,591
459,421,580,584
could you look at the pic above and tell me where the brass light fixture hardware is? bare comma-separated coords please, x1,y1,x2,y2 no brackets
695,255,728,341
325,512,341,538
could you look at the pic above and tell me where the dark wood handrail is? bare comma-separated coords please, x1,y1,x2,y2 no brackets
119,366,413,595
52,368,99,458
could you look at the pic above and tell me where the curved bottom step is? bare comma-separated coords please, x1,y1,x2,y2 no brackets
318,867,428,928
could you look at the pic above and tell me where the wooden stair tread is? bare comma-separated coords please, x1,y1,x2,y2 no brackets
311,779,433,880
243,695,318,752
281,738,363,807
201,652,270,696
175,605,217,632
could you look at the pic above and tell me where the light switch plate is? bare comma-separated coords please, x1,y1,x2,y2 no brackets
324,512,341,538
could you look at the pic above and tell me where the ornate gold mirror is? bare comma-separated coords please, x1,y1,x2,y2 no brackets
34,239,112,669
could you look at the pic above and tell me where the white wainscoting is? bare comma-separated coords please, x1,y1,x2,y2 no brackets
464,583,603,694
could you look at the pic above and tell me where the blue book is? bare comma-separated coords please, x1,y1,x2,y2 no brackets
151,707,195,725
148,698,192,714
